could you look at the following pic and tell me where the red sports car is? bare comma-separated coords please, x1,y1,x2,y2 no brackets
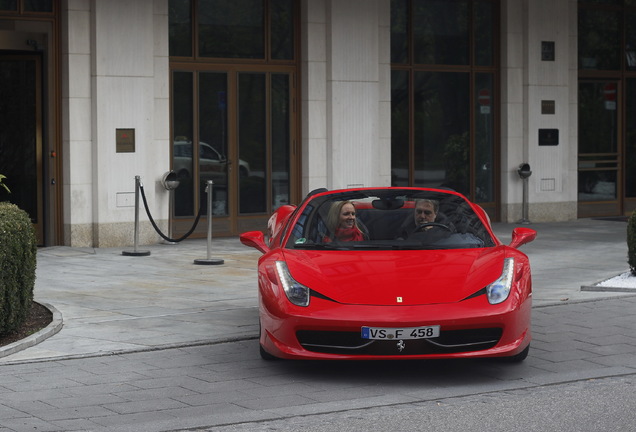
240,187,536,361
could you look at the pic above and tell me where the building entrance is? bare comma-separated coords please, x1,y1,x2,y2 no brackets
170,67,297,237
0,54,44,244
169,0,299,237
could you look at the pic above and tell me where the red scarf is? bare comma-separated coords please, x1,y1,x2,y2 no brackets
324,227,364,242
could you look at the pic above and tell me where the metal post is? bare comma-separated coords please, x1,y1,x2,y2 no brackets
160,170,180,245
123,176,151,256
161,188,177,245
194,180,224,265
520,177,530,224
517,163,532,225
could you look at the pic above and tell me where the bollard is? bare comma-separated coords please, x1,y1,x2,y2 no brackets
194,180,224,265
517,163,532,224
123,175,151,256
160,171,180,245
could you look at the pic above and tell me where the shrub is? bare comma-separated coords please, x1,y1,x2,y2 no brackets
0,202,37,334
629,210,636,276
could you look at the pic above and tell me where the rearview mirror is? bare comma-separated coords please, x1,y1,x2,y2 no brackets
372,198,405,210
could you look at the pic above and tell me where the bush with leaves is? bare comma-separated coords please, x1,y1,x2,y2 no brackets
0,202,37,334
629,210,636,276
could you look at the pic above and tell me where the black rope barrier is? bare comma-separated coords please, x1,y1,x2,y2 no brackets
139,183,203,243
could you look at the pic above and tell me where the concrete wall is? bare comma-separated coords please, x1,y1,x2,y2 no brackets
301,0,391,194
62,0,169,247
500,0,577,222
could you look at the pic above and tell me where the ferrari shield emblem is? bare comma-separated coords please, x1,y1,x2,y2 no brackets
397,296,403,303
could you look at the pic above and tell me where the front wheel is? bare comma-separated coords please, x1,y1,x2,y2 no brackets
259,320,278,360
259,344,278,361
501,344,529,363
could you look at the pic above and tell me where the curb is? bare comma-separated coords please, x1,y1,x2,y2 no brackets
0,302,63,359
581,285,636,293
0,335,260,365
581,272,636,293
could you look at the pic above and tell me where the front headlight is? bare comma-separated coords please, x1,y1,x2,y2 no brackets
486,258,515,305
275,261,310,307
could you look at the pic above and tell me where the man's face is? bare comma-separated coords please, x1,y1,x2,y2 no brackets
414,201,436,225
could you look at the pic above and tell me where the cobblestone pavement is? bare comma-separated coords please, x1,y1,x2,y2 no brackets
0,296,635,431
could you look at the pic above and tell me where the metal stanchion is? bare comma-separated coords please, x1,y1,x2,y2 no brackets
517,163,532,225
194,180,224,265
123,175,151,256
160,171,180,245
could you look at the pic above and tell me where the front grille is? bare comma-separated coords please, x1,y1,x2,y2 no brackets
296,328,502,356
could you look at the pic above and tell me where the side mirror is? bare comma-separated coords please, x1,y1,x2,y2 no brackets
240,231,269,254
509,227,537,249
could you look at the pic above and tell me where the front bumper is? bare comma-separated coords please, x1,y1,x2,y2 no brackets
260,294,531,360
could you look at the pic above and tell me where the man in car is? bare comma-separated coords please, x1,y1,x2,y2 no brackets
399,199,453,240
414,199,438,227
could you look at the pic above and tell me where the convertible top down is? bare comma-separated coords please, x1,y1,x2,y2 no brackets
241,187,537,361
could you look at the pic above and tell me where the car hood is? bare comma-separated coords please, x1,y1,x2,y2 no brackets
282,247,507,306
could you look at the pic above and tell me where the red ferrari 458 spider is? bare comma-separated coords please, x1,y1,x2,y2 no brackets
240,187,537,361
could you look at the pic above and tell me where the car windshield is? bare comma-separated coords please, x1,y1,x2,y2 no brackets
285,189,495,250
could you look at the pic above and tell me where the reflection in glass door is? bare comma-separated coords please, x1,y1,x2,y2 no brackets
390,0,499,218
413,71,469,193
238,73,291,215
172,71,230,221
199,72,229,217
578,81,621,217
171,70,293,236
0,55,44,243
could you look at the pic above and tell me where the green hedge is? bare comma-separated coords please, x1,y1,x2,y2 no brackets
0,202,37,334
629,210,636,276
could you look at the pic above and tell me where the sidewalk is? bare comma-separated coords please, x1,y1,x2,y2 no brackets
1,218,635,364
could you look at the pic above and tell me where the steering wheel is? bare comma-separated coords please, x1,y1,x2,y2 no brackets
414,222,452,233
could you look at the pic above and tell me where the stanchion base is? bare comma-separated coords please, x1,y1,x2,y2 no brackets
122,250,151,257
517,219,531,225
193,258,224,265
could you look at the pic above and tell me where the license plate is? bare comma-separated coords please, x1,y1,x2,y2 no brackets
361,325,440,340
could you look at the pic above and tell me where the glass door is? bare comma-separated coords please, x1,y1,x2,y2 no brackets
390,0,499,219
578,81,621,217
171,69,294,237
238,72,292,215
0,54,44,243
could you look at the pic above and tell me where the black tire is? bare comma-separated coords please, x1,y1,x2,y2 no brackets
502,344,530,363
258,319,278,360
259,344,278,361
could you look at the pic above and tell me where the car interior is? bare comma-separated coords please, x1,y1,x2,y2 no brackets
286,189,495,249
